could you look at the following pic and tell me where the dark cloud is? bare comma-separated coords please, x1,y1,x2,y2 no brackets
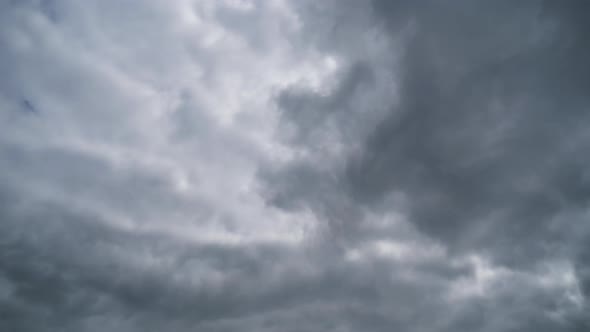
267,0,590,256
358,0,590,264
262,0,590,329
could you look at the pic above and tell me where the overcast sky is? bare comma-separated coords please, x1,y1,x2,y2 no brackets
1,1,589,331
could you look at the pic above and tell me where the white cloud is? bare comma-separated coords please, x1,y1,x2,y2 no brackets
0,0,342,247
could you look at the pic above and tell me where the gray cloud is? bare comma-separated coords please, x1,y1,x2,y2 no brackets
263,0,590,329
1,0,589,331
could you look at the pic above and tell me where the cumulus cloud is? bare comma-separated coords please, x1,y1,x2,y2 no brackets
1,0,589,331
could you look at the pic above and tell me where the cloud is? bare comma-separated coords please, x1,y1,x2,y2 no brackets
1,0,589,331
262,0,590,329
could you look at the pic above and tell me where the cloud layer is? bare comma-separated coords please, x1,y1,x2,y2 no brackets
1,1,589,331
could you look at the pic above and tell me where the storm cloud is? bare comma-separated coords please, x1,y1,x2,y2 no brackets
1,1,589,331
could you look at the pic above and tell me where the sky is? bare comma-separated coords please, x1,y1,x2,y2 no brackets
1,0,589,331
